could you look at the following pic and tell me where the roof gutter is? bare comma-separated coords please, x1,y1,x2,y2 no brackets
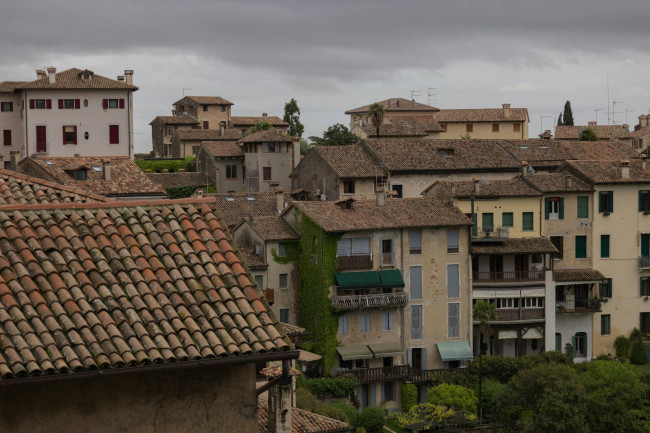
0,350,299,387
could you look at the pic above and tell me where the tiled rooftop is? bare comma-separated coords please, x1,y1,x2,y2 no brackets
173,96,234,106
555,125,631,140
0,198,291,380
202,141,244,158
0,81,28,93
554,269,605,282
16,68,138,90
239,130,298,143
521,172,593,193
424,177,541,198
345,98,439,114
176,129,242,141
566,160,650,184
238,245,267,269
258,399,349,433
250,216,300,241
435,107,528,123
308,144,384,179
231,116,288,127
210,192,292,228
146,172,209,190
471,237,558,255
149,115,199,126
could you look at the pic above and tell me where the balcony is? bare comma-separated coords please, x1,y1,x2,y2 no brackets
410,367,469,384
556,299,600,313
640,256,650,269
473,270,544,282
338,365,468,384
380,252,395,267
490,307,545,321
337,254,373,270
331,291,409,311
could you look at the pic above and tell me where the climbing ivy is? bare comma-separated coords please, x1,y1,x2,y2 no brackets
270,242,301,265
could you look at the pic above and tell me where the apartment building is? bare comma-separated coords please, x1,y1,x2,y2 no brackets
346,98,440,130
283,196,473,409
0,67,137,163
240,130,300,193
149,115,199,157
434,105,529,139
171,127,242,158
632,114,650,151
172,96,233,130
231,115,289,134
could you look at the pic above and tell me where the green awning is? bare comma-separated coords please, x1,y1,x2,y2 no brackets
378,270,405,288
437,341,474,362
337,345,373,360
334,271,382,289
368,342,403,357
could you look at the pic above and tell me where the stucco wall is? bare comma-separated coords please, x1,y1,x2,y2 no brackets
0,363,257,433
0,92,24,164
245,142,296,192
438,121,528,140
291,151,340,200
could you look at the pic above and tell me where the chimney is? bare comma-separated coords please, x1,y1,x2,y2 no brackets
588,121,597,127
473,177,480,195
46,67,56,84
9,151,20,171
640,115,648,128
102,160,112,181
262,112,268,117
565,175,572,189
0,155,4,169
196,189,204,198
268,383,292,433
124,70,134,85
502,103,511,119
396,99,400,108
274,186,285,213
36,69,46,80
411,98,415,107
376,187,386,207
220,122,225,137
620,160,630,179
643,155,647,170
520,161,529,177
117,75,125,82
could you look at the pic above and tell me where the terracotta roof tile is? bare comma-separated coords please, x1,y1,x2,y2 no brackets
345,98,439,114
291,197,471,233
566,159,650,184
521,172,593,193
424,176,541,198
176,129,242,141
210,192,293,228
258,399,349,433
435,108,528,123
202,141,244,158
173,96,233,106
231,116,288,127
471,237,558,255
149,115,199,126
554,269,605,282
555,125,631,140
0,81,28,93
16,68,137,91
236,246,267,270
309,144,384,179
281,322,307,337
250,216,300,241
239,130,299,144
630,126,650,138
361,122,428,138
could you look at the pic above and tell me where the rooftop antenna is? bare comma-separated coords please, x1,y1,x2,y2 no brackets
182,88,192,97
625,109,634,125
594,108,604,124
540,115,552,134
612,100,623,124
410,89,422,102
427,87,438,106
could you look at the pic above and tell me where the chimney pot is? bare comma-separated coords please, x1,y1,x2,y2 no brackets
640,115,648,128
36,69,46,80
520,161,529,177
102,160,112,181
588,121,597,126
124,70,134,85
262,112,268,117
376,187,386,207
502,103,511,119
274,187,285,213
9,151,20,171
117,75,125,82
46,67,56,84
565,175,572,189
473,177,480,194
620,160,630,179
220,123,225,137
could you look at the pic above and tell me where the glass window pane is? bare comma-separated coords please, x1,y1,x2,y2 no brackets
411,305,422,339
448,303,460,338
410,266,422,299
354,237,370,255
279,274,288,288
336,239,352,256
409,231,421,252
502,212,513,227
447,229,459,253
447,264,460,298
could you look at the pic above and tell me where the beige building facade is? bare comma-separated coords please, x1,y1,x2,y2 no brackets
172,96,233,130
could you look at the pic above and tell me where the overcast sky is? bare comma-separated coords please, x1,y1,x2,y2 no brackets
2,0,649,152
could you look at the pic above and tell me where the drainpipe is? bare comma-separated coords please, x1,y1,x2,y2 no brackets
24,91,28,157
401,228,406,365
468,226,474,353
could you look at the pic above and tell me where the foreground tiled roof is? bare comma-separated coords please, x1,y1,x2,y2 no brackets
0,81,28,93
149,115,199,126
16,68,138,90
554,269,605,282
291,198,471,233
0,198,291,380
424,177,540,198
146,172,209,189
435,108,528,123
345,98,439,114
176,129,242,141
0,169,111,205
20,156,166,197
555,125,631,140
173,96,233,106
307,144,384,179
210,192,293,228
566,160,650,184
239,130,298,143
521,172,593,193
471,237,558,255
231,116,288,127
251,216,300,241
258,399,349,433
202,141,244,158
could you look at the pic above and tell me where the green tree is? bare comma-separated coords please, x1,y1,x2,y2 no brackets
630,341,647,365
396,404,456,432
427,383,477,415
614,335,630,361
460,133,472,139
558,112,564,126
473,300,497,419
563,101,574,126
401,383,418,413
308,123,360,146
368,102,385,138
283,98,304,138
358,407,385,433
579,128,598,141
243,121,274,137
580,360,650,433
300,138,312,155
474,379,504,422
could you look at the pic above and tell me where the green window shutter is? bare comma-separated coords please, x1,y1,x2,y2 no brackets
482,213,493,232
559,197,564,219
640,191,643,212
575,236,587,258
598,192,603,213
472,213,478,237
523,212,533,231
608,278,613,297
641,278,644,296
502,212,513,227
609,192,614,213
601,235,610,258
544,197,550,220
577,196,589,218
555,333,562,351
642,234,649,258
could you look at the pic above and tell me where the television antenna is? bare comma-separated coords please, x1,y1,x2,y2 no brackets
594,108,604,124
540,115,552,134
612,100,623,124
410,89,422,102
427,87,438,106
182,88,192,97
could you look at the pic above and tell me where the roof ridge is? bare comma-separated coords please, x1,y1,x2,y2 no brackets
0,196,216,212
0,168,111,202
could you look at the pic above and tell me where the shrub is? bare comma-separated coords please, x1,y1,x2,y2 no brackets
164,184,216,199
401,383,418,413
474,379,504,422
296,388,321,413
630,341,648,365
135,157,195,173
630,328,643,344
614,336,630,361
358,407,385,433
329,401,358,428
596,354,611,361
427,383,477,416
469,353,571,384
320,405,349,424
300,377,358,398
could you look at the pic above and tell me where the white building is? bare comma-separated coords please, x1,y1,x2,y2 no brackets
0,67,137,167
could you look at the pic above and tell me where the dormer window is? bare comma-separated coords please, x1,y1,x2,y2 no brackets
79,70,93,81
76,169,87,180
438,148,454,157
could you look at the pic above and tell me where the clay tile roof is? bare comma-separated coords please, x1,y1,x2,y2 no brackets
149,115,199,126
16,68,138,90
231,116,289,127
521,173,593,193
566,159,650,184
555,125,631,140
258,399,349,433
0,198,291,381
424,176,541,198
630,126,650,138
554,269,605,282
146,172,209,189
361,122,428,138
238,245,267,269
176,129,242,141
19,156,166,197
251,216,300,241
292,197,471,233
345,98,439,114
210,192,293,228
434,108,528,123
173,96,234,106
309,144,384,179
397,115,443,133
281,323,307,336
0,168,111,205
239,130,299,143
471,237,558,255
202,141,244,158
0,81,28,93
365,138,519,172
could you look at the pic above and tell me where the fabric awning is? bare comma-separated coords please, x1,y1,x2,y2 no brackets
298,349,322,362
368,342,403,357
337,345,373,360
378,270,405,288
522,328,543,339
334,271,382,289
498,330,518,339
436,341,474,361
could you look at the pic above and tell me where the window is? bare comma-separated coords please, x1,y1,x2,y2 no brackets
545,197,563,220
336,238,351,256
267,142,276,153
202,105,208,112
522,212,533,231
278,243,287,257
555,333,562,351
550,236,563,259
192,145,200,155
383,312,393,331
392,184,403,198
102,98,124,109
641,277,650,296
466,124,473,132
502,212,513,227
574,332,587,356
447,229,459,253
447,264,460,298
343,180,355,194
600,278,612,298
448,303,460,338
577,196,589,218
280,309,289,323
166,125,174,135
339,315,348,334
492,123,499,132
202,121,209,129
410,266,422,300
641,313,650,335
254,275,263,289
3,161,9,170
441,124,448,132
226,164,237,179
599,191,613,213
34,99,47,109
383,382,395,401
482,213,494,233
108,99,118,108
575,236,587,258
411,305,423,339
640,191,650,213
513,123,521,132
59,99,77,109
75,169,87,181
409,230,421,254
532,254,542,264
263,167,272,180
522,297,544,308
279,274,288,288
220,105,226,112
109,125,119,144
361,314,371,332
601,235,610,258
3,130,11,147
63,126,77,145
1,102,13,112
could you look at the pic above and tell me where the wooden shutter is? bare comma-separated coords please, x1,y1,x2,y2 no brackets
3,130,11,146
641,234,649,258
544,197,550,219
119,99,125,109
62,126,65,144
109,125,119,144
601,235,610,258
609,192,614,213
559,197,564,219
46,99,51,109
103,99,108,109
421,348,427,370
75,99,80,109
72,126,77,144
58,99,63,109
29,99,35,109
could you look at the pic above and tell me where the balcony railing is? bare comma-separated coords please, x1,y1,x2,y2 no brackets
410,367,469,384
336,254,373,270
556,300,600,313
380,252,395,267
640,256,650,269
493,307,545,321
331,291,410,310
473,270,544,282
338,365,468,384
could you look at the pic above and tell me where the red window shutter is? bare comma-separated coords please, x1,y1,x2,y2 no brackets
58,99,63,109
75,99,80,109
119,99,125,109
29,99,35,109
46,99,52,109
73,126,77,144
109,125,119,144
103,99,108,109
3,130,11,146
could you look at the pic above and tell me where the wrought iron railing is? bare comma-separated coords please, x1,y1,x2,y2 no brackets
336,254,373,270
472,271,544,281
493,307,545,321
331,292,409,310
338,365,469,384
640,256,650,269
